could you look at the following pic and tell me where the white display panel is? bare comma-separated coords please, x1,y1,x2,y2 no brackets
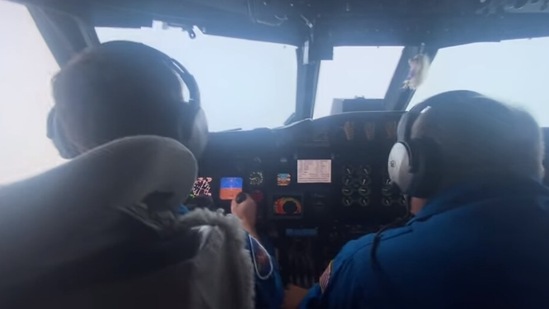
297,160,332,183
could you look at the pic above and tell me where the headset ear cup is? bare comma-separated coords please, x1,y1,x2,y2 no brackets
407,138,441,198
47,109,80,159
388,142,413,193
184,107,208,159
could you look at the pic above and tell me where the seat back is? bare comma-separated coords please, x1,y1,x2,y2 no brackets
0,136,254,309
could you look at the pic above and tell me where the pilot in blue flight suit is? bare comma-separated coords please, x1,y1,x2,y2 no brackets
284,91,549,308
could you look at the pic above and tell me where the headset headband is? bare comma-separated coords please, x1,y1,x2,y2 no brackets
48,41,207,159
100,41,201,110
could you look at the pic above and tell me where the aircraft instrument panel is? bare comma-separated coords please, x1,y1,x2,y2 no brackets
186,111,407,287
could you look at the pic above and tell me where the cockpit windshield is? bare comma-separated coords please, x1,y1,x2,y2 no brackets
410,37,549,126
96,22,297,132
313,46,403,119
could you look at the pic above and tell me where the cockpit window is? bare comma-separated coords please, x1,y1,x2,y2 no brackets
0,1,63,184
96,22,297,132
409,37,549,126
313,46,404,119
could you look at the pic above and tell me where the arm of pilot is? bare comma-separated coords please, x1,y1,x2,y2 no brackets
0,136,197,285
230,192,261,240
231,193,286,309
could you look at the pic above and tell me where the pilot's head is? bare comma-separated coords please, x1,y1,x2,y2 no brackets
388,90,544,213
47,41,208,159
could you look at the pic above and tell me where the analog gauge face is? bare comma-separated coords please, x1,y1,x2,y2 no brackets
249,171,264,186
274,197,302,215
192,177,213,197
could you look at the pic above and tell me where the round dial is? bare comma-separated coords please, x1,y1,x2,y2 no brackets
274,197,302,215
191,177,213,197
283,201,298,214
249,171,264,186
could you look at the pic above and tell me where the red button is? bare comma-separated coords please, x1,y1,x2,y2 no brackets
251,190,264,203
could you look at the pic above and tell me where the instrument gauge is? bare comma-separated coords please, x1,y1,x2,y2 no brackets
249,171,264,186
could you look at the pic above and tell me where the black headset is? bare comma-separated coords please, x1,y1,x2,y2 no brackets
386,101,442,198
47,41,208,159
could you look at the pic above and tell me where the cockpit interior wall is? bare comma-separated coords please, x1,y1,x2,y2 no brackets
187,111,407,287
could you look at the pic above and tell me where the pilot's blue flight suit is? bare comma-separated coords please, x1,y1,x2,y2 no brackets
178,205,284,309
301,178,549,308
247,233,284,309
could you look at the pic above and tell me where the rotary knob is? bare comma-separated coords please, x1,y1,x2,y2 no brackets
342,197,353,207
358,165,372,175
358,176,371,186
341,187,354,196
358,187,370,196
342,176,353,186
343,165,354,175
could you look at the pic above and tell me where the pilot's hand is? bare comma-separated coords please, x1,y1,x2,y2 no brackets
231,192,258,236
283,284,309,309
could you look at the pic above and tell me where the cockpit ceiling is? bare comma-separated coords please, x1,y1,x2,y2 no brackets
13,0,549,47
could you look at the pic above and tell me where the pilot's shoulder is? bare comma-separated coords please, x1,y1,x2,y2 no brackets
336,225,413,260
325,226,414,298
